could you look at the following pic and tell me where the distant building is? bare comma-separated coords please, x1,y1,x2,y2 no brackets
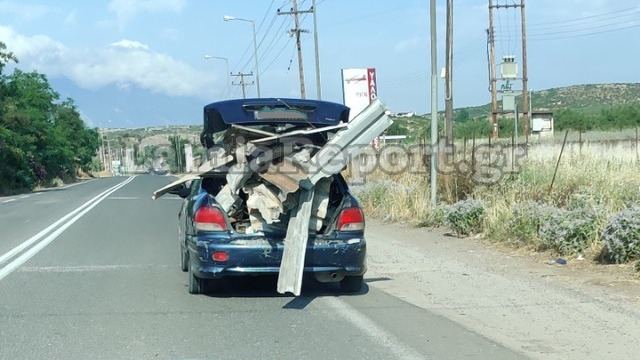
380,135,408,145
390,112,416,118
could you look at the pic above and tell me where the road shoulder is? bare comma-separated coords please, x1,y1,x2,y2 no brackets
364,220,640,360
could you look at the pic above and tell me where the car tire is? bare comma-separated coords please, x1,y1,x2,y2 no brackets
340,275,364,293
188,258,204,295
180,244,188,272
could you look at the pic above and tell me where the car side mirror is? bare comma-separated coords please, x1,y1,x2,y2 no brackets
168,184,191,199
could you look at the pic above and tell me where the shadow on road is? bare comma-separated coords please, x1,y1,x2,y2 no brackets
201,275,370,310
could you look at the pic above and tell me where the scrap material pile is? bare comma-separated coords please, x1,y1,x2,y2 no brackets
155,99,392,296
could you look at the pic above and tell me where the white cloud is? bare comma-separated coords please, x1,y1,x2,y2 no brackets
108,0,186,27
0,1,49,21
0,26,217,99
0,26,65,61
110,39,149,50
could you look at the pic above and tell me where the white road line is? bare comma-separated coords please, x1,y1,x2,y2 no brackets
18,264,169,273
0,177,135,268
2,199,16,203
322,297,425,360
18,195,30,199
0,176,136,281
107,196,140,200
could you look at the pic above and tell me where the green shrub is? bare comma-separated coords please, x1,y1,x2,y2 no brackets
508,202,554,246
538,207,598,255
417,204,449,228
600,206,640,264
446,199,485,236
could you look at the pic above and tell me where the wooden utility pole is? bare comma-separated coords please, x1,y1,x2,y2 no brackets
230,72,254,99
278,0,311,99
520,0,530,136
444,0,454,150
488,0,499,138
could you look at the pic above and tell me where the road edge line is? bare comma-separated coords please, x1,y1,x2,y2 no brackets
0,177,134,267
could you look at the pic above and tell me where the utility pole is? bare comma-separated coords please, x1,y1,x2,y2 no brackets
488,0,499,138
230,72,254,99
487,0,529,140
223,16,261,97
278,0,311,99
521,0,529,136
444,0,454,151
429,0,438,206
312,0,322,100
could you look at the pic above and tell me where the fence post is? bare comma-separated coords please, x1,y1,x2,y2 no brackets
579,130,583,157
463,137,467,162
472,132,477,172
511,132,515,172
549,130,569,194
636,125,640,164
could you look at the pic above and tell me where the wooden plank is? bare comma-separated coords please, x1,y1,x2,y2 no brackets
258,158,308,195
151,174,200,200
277,188,315,296
231,124,277,137
250,123,348,144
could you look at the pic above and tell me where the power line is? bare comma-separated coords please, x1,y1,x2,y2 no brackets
527,23,640,41
277,0,312,98
257,17,290,65
263,37,295,73
261,12,310,74
530,6,639,26
496,8,640,33
495,17,640,40
230,0,288,73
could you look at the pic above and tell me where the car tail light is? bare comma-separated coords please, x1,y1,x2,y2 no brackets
212,251,229,262
194,206,227,232
337,207,365,231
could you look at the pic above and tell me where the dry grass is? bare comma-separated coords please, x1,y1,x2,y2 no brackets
353,148,640,258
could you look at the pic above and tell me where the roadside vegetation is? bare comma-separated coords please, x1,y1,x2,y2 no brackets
355,151,640,270
390,104,640,143
0,42,99,195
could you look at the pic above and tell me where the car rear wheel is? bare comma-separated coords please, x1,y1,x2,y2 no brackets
187,257,204,294
340,275,364,293
180,244,188,272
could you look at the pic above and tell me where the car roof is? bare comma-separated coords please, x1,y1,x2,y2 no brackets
203,98,350,134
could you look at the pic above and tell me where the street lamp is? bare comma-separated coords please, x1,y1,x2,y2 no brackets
223,14,261,97
204,55,230,98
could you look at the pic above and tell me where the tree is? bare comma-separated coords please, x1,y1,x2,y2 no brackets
0,41,18,74
455,109,470,123
0,57,100,193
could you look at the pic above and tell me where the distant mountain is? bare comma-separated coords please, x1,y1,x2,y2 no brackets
457,83,640,118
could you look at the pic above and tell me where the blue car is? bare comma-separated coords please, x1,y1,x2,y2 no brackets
169,98,367,295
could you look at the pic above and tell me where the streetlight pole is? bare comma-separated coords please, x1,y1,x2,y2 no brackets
224,15,261,97
204,55,230,98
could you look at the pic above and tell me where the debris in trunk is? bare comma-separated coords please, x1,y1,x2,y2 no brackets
245,183,284,224
153,99,392,296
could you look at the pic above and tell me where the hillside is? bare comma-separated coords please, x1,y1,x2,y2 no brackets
460,83,640,118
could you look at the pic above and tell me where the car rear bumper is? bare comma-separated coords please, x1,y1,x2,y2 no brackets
187,235,366,280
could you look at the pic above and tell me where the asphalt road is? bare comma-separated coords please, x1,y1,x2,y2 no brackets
0,176,524,360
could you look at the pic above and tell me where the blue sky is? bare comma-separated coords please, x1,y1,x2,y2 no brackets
1,0,639,128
